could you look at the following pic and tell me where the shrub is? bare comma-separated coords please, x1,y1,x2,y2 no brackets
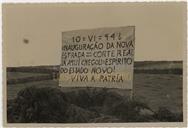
153,107,183,122
7,86,183,123
7,86,68,123
104,99,156,122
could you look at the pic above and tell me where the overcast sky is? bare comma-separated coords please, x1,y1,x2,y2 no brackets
3,3,186,67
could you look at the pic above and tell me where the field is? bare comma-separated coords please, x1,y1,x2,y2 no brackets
6,61,183,122
7,72,50,79
134,61,182,69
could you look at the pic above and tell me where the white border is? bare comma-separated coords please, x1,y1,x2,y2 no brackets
2,0,187,3
1,0,187,127
0,2,3,128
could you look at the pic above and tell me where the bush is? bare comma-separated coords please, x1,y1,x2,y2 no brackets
7,86,183,123
103,98,158,122
153,107,183,122
65,88,123,113
7,86,68,123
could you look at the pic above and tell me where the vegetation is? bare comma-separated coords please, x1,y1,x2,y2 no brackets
7,86,183,123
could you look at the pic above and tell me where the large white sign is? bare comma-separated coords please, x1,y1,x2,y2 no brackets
59,26,135,89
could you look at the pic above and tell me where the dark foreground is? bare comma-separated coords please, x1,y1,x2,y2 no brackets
6,61,183,123
8,86,183,123
7,73,183,123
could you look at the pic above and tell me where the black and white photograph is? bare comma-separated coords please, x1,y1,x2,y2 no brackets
3,2,187,127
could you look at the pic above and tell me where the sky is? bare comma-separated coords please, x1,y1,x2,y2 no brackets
3,2,186,67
